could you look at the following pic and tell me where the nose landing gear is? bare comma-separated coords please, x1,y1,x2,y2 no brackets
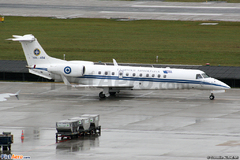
209,90,226,100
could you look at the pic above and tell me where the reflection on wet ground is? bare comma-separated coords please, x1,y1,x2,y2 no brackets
56,135,100,153
0,82,240,159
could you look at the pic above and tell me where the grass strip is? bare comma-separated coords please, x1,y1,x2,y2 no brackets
1,16,240,66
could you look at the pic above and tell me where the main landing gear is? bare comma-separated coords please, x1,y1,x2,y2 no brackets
99,92,106,99
99,91,117,99
209,93,215,100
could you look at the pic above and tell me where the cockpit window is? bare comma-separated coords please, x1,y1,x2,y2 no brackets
202,73,210,78
196,74,203,79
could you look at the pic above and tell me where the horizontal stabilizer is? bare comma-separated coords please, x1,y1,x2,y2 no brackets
7,34,35,42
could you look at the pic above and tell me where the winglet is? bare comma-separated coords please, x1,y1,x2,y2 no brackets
113,59,118,66
14,90,20,100
9,90,20,100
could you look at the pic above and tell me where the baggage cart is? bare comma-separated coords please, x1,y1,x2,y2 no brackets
56,119,79,140
81,114,101,135
69,117,90,132
56,115,101,141
81,114,100,128
0,132,13,151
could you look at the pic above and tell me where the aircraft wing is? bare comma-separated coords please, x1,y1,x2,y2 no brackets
72,84,133,89
60,74,133,89
0,90,20,102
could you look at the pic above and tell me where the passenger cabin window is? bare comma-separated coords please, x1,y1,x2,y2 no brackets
152,74,155,78
163,75,166,78
105,71,108,75
146,74,149,77
112,72,115,75
126,73,129,76
196,74,203,79
132,73,136,77
158,74,161,78
139,73,142,77
98,71,101,75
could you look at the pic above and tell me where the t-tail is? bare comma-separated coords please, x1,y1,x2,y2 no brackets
7,34,92,81
8,34,64,66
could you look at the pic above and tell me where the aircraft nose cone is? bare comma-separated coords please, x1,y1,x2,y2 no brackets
224,83,231,89
216,79,231,89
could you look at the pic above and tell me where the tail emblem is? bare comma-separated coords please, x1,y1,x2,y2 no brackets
64,66,71,74
34,48,40,56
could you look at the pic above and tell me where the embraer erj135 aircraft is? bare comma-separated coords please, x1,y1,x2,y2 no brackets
8,34,230,100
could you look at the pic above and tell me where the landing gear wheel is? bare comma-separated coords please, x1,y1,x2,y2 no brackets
209,94,215,100
109,92,116,96
99,92,106,99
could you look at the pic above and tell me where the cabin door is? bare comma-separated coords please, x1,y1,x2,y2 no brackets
118,71,123,79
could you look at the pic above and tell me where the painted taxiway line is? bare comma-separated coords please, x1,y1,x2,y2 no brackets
100,11,222,16
131,5,239,9
135,91,154,98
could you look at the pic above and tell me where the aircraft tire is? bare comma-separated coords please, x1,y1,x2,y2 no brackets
209,94,215,100
99,92,106,99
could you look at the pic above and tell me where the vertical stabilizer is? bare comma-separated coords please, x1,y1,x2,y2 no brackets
7,34,64,66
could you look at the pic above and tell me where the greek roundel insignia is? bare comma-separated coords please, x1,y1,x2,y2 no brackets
64,66,71,74
34,48,41,56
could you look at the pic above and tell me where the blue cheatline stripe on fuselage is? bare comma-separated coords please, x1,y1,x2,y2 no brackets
78,75,229,89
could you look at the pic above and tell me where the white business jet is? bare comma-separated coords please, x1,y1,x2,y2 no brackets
8,34,230,100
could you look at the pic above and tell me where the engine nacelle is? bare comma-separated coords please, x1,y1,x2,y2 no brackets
48,64,85,77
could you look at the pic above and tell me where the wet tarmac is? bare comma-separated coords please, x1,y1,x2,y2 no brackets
1,0,240,21
0,82,240,159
